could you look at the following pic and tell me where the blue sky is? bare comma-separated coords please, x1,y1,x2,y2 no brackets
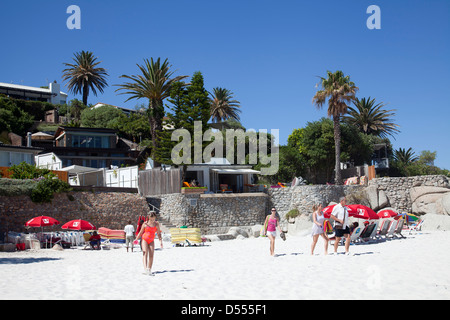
1,0,449,169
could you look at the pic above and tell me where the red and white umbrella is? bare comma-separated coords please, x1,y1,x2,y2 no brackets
25,216,60,247
347,204,379,220
377,209,398,219
61,219,96,231
322,204,357,218
25,216,60,227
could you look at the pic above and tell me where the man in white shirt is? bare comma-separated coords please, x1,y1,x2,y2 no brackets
124,221,135,253
330,196,351,255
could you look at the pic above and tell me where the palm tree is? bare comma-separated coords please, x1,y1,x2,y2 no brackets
115,58,188,166
209,87,241,123
62,51,109,106
343,97,400,139
393,147,418,164
312,70,358,185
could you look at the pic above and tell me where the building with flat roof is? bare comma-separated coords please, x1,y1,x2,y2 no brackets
0,81,68,105
32,126,141,169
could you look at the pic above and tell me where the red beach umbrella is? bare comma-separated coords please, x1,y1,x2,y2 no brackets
25,216,60,227
347,204,379,220
322,204,357,218
61,219,96,231
377,209,398,219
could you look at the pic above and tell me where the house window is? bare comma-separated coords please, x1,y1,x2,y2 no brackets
71,134,111,149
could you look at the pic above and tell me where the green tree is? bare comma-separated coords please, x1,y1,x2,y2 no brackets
288,118,372,184
154,72,211,182
62,51,109,106
312,70,358,184
343,97,400,139
257,145,305,184
393,147,418,164
115,112,151,143
0,98,34,136
80,105,124,128
115,58,188,166
209,87,241,124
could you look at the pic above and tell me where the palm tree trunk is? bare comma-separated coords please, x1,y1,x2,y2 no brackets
148,99,164,168
333,115,343,185
82,86,89,106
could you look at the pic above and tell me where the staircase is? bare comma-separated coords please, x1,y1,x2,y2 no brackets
157,215,177,234
145,197,177,234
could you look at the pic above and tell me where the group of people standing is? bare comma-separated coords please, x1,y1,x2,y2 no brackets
264,196,352,256
124,196,352,276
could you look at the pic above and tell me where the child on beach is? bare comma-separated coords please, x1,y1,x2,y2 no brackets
310,204,329,255
264,207,284,256
135,212,163,275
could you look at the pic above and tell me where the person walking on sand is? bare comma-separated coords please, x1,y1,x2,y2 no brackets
135,212,163,275
264,207,283,256
124,220,135,253
311,203,329,255
330,196,351,255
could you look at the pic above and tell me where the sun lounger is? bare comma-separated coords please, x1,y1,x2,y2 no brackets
350,226,365,243
170,228,205,246
377,219,391,239
393,219,405,238
365,221,379,243
386,220,399,239
359,223,377,243
408,219,424,235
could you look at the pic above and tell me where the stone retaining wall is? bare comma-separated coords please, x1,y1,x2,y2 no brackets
148,193,269,235
2,175,449,238
369,175,449,213
0,191,149,238
267,185,365,217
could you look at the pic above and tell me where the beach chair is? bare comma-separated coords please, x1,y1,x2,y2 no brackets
359,223,377,243
408,219,424,235
393,219,405,238
170,228,205,247
386,220,399,239
350,226,365,243
365,221,379,243
377,219,391,239
82,233,92,249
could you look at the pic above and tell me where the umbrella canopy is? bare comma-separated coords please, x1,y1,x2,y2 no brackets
322,204,357,218
395,213,419,223
61,219,96,231
25,216,60,227
347,204,379,220
377,209,398,219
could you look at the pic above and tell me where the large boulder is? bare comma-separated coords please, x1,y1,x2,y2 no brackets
410,186,450,203
436,193,450,216
422,213,450,231
410,186,450,215
364,185,389,211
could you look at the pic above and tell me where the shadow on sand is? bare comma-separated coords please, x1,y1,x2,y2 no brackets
0,257,62,265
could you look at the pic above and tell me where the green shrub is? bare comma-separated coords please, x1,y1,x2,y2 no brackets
0,178,37,196
285,208,300,219
8,162,54,180
30,177,71,203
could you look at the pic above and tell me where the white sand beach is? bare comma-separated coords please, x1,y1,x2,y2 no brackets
1,229,450,300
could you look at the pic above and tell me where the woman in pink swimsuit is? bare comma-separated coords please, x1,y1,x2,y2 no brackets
264,207,283,256
135,212,163,275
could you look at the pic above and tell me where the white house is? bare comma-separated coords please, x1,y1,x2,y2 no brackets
0,81,68,105
0,144,43,167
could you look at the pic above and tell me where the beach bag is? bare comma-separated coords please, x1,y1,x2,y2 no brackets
323,220,334,234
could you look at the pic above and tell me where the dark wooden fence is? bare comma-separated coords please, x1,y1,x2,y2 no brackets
138,168,182,196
